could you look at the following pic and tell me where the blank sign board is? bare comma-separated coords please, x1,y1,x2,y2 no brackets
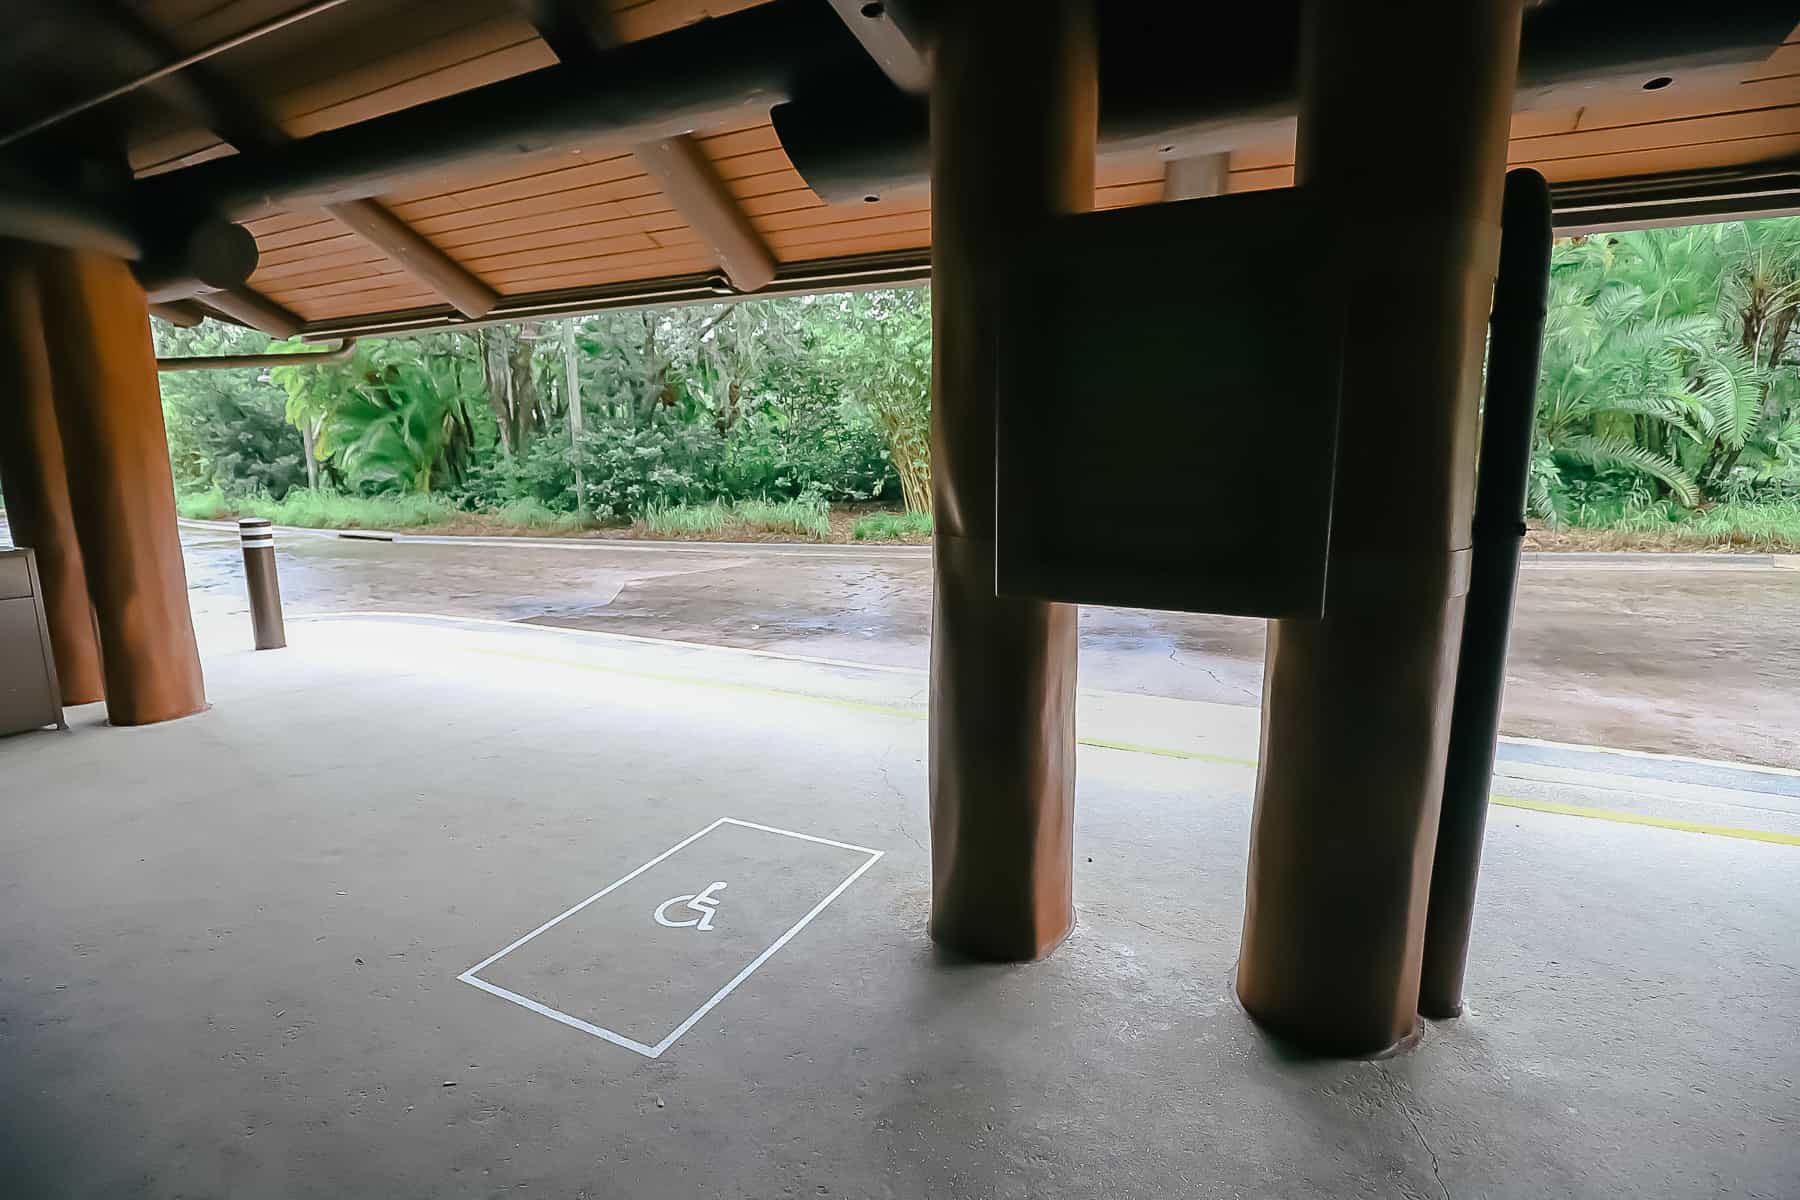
996,188,1343,619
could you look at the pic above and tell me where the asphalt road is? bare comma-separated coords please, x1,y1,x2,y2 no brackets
145,521,1800,771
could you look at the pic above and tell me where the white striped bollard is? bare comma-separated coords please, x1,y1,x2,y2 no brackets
238,518,286,650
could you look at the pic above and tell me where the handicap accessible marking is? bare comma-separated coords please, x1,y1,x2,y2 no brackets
458,818,883,1059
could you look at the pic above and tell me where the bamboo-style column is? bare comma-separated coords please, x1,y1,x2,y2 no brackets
926,0,1095,960
0,243,105,705
1237,0,1526,1054
39,246,206,725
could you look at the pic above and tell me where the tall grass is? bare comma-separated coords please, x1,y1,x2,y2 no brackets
852,510,932,541
1561,496,1800,550
490,497,586,533
642,497,831,539
1674,501,1800,549
734,498,831,537
176,486,461,530
642,500,732,535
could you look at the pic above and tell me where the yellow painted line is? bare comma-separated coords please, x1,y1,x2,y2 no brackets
1076,737,1259,769
1487,794,1800,846
458,646,1798,847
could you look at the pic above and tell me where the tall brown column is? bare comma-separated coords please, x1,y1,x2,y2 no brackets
0,245,105,704
38,247,206,726
1236,0,1525,1054
927,1,1094,961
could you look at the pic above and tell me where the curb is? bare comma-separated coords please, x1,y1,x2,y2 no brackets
175,518,932,555
1519,550,1783,567
174,519,1793,565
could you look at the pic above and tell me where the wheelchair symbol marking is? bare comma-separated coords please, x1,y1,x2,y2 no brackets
654,881,728,931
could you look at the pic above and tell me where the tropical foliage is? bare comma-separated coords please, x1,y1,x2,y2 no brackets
155,289,930,524
1534,218,1800,522
155,218,1800,543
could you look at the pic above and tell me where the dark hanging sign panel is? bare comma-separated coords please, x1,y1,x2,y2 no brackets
996,188,1343,619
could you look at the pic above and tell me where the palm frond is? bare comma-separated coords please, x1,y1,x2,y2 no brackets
1690,343,1767,448
1556,434,1700,506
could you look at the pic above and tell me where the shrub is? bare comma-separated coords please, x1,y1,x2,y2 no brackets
492,497,585,532
574,418,724,520
853,510,933,541
643,497,831,539
735,497,831,538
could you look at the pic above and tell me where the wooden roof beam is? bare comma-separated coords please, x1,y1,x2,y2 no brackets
634,135,778,293
825,0,928,92
148,299,206,327
1,0,347,149
41,1,302,334
197,286,304,338
322,199,500,318
514,0,617,66
72,1,499,322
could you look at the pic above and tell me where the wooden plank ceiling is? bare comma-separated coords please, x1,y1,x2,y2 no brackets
76,3,1800,329
1227,23,1800,195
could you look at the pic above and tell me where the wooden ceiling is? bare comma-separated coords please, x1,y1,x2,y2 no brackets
4,1,1797,336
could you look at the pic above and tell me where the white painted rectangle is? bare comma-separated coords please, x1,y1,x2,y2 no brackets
459,817,882,1059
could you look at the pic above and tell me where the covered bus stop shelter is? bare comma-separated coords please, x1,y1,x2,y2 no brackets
1,2,1797,1195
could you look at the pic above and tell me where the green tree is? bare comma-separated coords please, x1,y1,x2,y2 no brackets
154,321,306,498
1533,219,1800,518
808,289,931,513
272,335,486,494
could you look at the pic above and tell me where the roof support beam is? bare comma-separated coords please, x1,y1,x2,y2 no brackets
197,286,303,338
775,2,1800,205
1,0,346,150
825,0,929,92
634,135,777,293
133,3,850,218
514,0,617,66
71,0,500,323
148,299,207,327
322,200,499,318
46,0,287,152
135,218,259,303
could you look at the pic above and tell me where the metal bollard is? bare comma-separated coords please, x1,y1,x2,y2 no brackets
238,518,287,650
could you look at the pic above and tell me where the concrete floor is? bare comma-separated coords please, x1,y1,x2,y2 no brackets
165,520,1800,769
3,617,1796,1198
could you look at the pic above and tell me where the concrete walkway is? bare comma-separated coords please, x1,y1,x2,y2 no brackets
2,617,1795,1198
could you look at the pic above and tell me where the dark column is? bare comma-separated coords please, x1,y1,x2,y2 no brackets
1419,169,1554,1019
927,0,1094,960
0,244,105,704
38,246,206,726
1236,0,1525,1054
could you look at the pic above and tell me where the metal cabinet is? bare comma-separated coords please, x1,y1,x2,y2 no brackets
0,549,67,736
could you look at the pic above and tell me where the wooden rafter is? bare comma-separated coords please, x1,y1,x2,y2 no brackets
77,0,497,324
514,0,617,66
633,135,777,293
147,299,206,327
825,0,928,92
321,200,499,318
199,285,303,338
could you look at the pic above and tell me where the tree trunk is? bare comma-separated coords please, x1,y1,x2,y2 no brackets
481,327,515,456
509,321,542,453
1763,307,1796,421
301,419,321,490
